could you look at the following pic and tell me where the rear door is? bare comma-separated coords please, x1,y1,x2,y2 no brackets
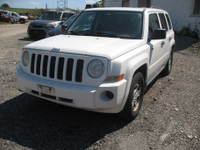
148,13,165,81
158,13,171,66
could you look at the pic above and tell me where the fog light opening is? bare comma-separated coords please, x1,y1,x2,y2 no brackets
106,91,114,99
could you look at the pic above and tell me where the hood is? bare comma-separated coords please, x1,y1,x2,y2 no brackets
25,35,145,60
20,15,28,19
30,20,61,27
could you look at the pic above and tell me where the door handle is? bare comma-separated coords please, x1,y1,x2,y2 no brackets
161,41,165,47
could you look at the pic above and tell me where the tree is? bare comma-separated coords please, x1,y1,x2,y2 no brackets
1,3,10,8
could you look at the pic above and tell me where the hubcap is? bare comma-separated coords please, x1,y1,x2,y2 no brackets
132,83,141,112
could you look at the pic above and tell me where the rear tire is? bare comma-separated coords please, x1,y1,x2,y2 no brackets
119,72,145,121
162,51,173,76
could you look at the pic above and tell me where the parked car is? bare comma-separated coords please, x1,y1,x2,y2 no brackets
0,10,28,23
0,13,14,23
17,8,175,121
28,10,75,39
47,14,78,37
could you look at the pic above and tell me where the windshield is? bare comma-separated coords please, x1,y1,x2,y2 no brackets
39,11,61,21
67,11,143,39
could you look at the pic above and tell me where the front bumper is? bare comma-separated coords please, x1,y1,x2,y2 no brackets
17,66,127,113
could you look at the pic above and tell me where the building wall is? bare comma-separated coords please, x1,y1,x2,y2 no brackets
103,0,200,38
104,0,138,7
104,0,122,7
151,0,200,37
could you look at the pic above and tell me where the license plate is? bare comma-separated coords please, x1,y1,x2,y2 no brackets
37,84,55,95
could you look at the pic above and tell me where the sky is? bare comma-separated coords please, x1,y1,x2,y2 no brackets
0,0,99,10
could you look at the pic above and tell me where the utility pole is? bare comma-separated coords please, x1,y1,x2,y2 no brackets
57,0,68,10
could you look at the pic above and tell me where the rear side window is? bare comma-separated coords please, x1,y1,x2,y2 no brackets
159,13,168,30
165,14,172,30
149,13,160,38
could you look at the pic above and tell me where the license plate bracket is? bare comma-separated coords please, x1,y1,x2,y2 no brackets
37,84,55,95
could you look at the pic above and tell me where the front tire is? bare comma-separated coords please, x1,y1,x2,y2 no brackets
119,72,145,121
19,19,25,24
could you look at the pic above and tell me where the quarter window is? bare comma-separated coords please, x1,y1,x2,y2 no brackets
165,14,172,30
159,13,168,31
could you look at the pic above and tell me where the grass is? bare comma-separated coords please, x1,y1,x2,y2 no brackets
0,22,9,25
0,7,80,16
0,7,44,16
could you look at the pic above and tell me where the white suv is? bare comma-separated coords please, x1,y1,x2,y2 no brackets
17,8,175,121
0,10,28,23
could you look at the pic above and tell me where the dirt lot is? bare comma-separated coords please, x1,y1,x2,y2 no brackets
0,24,199,150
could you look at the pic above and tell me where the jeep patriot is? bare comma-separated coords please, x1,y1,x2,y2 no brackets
17,8,175,121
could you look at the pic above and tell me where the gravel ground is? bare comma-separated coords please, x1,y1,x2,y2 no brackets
0,24,199,150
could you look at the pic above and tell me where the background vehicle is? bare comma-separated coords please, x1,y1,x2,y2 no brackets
0,13,14,23
28,10,75,39
47,14,78,37
0,10,28,23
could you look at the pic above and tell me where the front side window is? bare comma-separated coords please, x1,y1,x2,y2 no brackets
12,13,18,17
39,12,62,21
67,11,143,39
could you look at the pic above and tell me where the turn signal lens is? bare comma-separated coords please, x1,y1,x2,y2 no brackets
104,74,124,82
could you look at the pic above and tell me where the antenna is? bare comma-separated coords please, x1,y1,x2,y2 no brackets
57,0,68,10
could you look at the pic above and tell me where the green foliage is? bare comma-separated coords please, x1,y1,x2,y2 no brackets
0,22,9,25
1,3,10,8
0,8,80,17
178,24,200,39
1,8,44,16
195,48,200,53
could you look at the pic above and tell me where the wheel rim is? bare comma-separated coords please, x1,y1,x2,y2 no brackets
132,83,141,112
168,55,172,71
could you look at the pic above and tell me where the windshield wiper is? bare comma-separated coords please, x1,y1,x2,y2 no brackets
68,30,80,35
95,31,119,38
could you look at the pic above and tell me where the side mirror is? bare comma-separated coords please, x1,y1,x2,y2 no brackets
62,18,67,22
151,29,166,40
61,24,68,33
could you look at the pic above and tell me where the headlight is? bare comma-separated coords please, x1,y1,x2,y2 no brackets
46,23,55,29
87,59,104,78
22,51,29,66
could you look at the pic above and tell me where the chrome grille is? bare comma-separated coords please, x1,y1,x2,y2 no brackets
30,53,84,82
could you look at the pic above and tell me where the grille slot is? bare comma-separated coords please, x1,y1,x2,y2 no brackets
66,58,74,81
42,55,48,76
57,57,64,80
31,53,36,73
36,54,41,75
49,56,56,78
76,59,84,82
30,53,84,83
